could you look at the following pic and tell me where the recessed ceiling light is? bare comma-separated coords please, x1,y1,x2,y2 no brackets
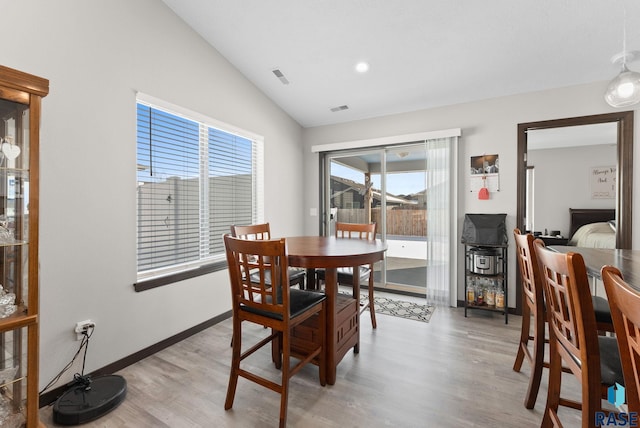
355,62,370,73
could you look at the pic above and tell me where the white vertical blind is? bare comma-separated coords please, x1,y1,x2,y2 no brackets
136,98,263,279
425,137,456,306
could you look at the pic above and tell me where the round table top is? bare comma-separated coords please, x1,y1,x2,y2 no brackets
285,236,387,269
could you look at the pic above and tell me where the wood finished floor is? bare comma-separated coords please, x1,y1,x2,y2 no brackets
39,298,586,427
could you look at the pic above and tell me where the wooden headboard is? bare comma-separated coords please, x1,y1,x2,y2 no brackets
568,208,615,239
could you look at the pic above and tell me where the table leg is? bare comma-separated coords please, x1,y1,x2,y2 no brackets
352,265,360,354
306,268,316,290
324,267,337,385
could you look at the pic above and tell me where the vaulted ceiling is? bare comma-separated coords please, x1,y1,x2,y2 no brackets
161,0,640,128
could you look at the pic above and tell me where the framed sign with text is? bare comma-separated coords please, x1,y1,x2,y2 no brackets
591,166,616,199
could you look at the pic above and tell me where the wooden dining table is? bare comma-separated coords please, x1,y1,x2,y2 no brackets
285,236,387,385
549,246,640,291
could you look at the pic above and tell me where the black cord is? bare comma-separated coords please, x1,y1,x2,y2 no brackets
40,325,94,395
73,326,93,391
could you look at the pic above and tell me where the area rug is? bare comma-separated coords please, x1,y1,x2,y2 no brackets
343,292,435,323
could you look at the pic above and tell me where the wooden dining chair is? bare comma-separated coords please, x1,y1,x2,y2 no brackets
231,223,306,289
534,240,624,427
512,229,547,409
601,265,640,415
223,234,326,428
317,222,378,328
512,229,612,409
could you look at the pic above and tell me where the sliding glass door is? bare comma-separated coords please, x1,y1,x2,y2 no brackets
380,145,428,291
324,143,429,294
322,138,454,305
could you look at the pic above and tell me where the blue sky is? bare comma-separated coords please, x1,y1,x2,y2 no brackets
332,163,426,195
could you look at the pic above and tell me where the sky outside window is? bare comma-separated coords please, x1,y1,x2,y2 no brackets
331,163,426,195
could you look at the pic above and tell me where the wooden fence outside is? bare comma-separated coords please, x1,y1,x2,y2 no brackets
336,208,427,237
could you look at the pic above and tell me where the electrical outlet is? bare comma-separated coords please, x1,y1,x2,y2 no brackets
74,319,94,340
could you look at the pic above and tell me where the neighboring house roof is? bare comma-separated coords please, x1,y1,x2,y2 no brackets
330,175,418,205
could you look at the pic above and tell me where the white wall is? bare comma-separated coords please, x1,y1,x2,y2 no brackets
0,1,304,389
528,144,616,236
302,84,640,307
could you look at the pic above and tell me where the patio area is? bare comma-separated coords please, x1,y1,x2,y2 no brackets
373,237,429,290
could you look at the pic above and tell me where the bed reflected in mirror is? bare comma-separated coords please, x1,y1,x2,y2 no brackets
565,208,616,249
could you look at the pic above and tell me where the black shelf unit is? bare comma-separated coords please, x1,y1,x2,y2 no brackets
463,243,508,324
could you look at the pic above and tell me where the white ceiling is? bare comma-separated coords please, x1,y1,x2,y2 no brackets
161,0,640,128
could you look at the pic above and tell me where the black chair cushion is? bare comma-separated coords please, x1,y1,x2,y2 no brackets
317,266,371,284
249,268,305,286
240,288,326,321
598,336,624,386
592,295,613,326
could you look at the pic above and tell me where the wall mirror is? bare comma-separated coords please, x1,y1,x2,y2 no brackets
515,111,633,311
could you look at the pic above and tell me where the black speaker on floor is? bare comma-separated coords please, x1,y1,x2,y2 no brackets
52,374,127,425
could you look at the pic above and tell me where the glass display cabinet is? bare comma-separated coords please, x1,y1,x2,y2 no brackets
0,65,49,427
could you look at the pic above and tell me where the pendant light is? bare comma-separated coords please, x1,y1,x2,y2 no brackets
604,8,640,108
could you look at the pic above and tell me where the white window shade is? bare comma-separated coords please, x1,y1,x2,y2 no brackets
206,128,256,257
136,97,264,280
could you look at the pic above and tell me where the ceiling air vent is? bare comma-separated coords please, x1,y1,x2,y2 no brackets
271,68,290,85
330,105,349,113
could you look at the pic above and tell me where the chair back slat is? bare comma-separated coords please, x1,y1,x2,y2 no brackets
335,222,376,240
231,223,272,241
224,234,289,318
602,265,640,413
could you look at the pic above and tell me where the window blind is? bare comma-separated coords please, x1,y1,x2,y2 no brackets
136,98,263,280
